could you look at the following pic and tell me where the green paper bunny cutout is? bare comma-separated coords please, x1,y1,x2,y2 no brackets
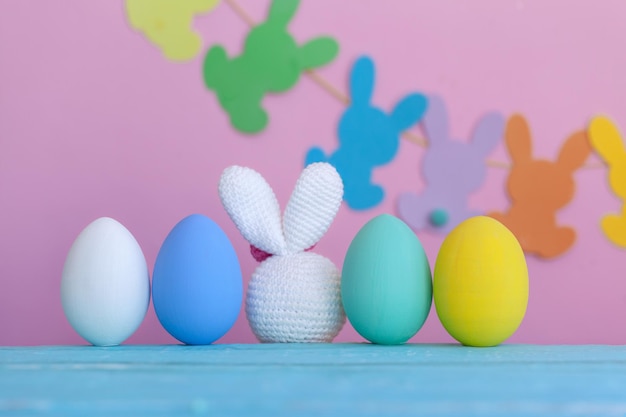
203,0,339,134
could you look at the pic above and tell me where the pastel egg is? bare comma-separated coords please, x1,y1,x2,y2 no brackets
434,216,528,347
152,214,242,345
61,217,150,346
341,214,432,345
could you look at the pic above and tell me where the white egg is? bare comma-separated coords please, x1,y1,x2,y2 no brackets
61,217,150,346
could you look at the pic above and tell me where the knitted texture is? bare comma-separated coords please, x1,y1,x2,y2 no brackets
219,162,346,343
246,252,345,343
219,165,287,256
283,163,343,254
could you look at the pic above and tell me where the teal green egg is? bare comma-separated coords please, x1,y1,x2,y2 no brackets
341,214,432,345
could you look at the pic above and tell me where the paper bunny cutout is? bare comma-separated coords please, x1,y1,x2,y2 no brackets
305,55,428,210
219,162,346,342
588,116,626,248
489,115,591,258
203,0,338,133
126,0,220,61
397,95,504,234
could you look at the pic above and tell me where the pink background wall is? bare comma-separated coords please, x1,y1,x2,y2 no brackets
1,0,625,346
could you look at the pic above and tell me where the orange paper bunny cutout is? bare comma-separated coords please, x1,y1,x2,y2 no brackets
588,116,626,248
490,115,591,258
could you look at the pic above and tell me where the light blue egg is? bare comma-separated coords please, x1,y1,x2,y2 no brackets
152,214,242,345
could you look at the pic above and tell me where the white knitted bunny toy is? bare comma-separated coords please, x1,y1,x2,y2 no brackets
219,162,346,342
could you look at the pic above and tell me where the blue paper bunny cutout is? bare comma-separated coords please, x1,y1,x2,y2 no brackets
305,56,428,210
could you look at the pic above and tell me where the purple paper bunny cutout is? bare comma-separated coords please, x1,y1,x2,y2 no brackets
397,95,505,234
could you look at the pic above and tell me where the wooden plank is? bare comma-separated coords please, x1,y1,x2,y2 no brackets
1,344,626,416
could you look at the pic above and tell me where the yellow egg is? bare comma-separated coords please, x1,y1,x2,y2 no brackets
433,216,528,347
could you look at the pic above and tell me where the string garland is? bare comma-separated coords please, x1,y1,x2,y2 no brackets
223,0,604,170
124,0,622,256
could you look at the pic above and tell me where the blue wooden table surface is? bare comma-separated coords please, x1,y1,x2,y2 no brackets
1,344,626,416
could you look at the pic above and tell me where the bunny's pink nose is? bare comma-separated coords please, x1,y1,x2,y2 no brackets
249,244,317,262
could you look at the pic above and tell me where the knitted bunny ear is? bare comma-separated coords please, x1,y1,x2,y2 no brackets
219,166,287,256
283,163,343,253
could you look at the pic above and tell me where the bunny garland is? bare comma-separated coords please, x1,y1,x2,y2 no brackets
219,162,346,342
588,116,626,248
489,115,592,258
203,0,338,133
397,96,505,234
305,56,428,210
124,0,626,255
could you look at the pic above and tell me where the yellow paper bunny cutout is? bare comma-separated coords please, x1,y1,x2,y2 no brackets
126,0,220,61
588,116,626,248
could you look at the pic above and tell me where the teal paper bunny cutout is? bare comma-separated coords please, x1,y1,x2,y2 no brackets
203,0,339,134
